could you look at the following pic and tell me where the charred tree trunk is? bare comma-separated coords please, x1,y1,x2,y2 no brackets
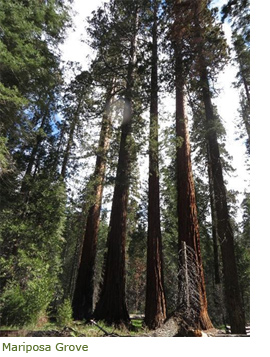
145,0,167,330
93,12,139,326
72,90,113,320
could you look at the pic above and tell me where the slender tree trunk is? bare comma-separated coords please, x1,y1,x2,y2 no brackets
145,0,167,330
60,98,83,179
93,11,139,326
72,90,113,320
21,112,47,192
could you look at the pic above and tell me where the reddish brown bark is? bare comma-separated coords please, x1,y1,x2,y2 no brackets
72,92,113,320
145,0,167,330
92,97,131,325
172,1,212,329
175,60,212,329
93,11,139,325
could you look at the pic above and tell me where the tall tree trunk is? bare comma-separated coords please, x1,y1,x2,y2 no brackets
145,0,167,330
93,11,139,326
72,89,113,320
192,0,246,334
200,64,246,334
174,43,212,330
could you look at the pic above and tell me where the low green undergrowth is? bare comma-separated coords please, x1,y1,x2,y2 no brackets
0,318,146,337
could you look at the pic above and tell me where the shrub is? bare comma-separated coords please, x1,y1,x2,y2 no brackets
56,299,73,326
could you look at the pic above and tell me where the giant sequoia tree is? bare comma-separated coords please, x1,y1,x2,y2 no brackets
145,0,167,330
170,0,212,330
93,0,140,325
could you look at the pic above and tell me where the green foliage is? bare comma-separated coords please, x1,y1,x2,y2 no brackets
0,0,70,132
221,0,250,42
0,263,53,327
0,0,72,327
235,192,250,321
59,206,85,300
56,299,73,326
222,0,250,151
160,150,178,313
0,137,10,175
0,176,66,326
93,212,109,302
193,175,225,326
126,204,147,314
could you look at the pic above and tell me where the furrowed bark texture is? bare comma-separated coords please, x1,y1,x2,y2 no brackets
72,92,113,320
145,0,167,330
173,0,212,330
92,102,131,325
175,51,212,330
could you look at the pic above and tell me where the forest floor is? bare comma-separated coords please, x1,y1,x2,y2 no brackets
0,315,249,337
0,326,247,337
